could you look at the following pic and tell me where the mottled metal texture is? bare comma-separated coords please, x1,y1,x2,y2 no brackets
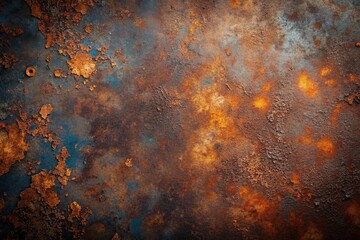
0,0,360,239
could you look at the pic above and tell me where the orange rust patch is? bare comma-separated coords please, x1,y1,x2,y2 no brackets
291,172,300,185
73,0,94,15
238,187,273,222
313,21,322,29
39,103,53,119
134,17,146,29
313,38,321,47
300,224,323,240
316,136,335,157
54,69,62,78
17,187,40,209
346,201,360,226
230,0,254,10
68,201,81,222
84,24,92,33
347,72,357,82
0,122,29,176
331,102,343,125
262,82,272,92
297,72,318,97
67,52,96,78
231,187,278,236
324,79,337,87
320,67,331,77
252,96,269,111
230,0,240,8
0,53,18,69
52,146,71,187
124,158,133,168
355,41,360,47
31,170,60,207
299,126,313,144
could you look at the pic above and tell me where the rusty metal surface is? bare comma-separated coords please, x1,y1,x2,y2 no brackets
0,0,360,239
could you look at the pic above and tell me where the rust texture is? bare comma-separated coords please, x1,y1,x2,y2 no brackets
0,0,360,239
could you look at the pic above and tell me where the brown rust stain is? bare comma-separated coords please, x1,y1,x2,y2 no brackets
39,103,53,119
0,122,29,176
52,146,72,187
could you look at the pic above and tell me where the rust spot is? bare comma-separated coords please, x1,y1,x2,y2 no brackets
25,67,36,77
67,52,96,78
291,172,300,185
324,79,337,87
320,67,331,77
298,71,318,97
54,69,62,78
299,126,313,144
300,224,323,240
346,201,360,226
124,158,133,168
84,24,92,33
39,103,53,119
31,170,60,207
68,201,81,222
0,122,29,176
0,53,18,68
252,96,269,111
230,0,240,8
316,136,335,157
52,146,71,187
347,72,357,82
313,21,322,29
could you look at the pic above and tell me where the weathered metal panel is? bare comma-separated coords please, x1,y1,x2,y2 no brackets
0,0,360,239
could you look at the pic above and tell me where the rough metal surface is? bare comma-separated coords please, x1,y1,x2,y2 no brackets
0,0,360,239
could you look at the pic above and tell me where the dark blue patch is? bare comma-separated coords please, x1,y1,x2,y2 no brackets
130,217,143,239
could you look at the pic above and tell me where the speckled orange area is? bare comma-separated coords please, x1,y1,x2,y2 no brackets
0,122,29,176
230,186,278,237
298,72,318,97
52,146,71,187
39,103,53,119
68,201,81,222
0,53,18,68
253,96,269,110
320,67,331,77
67,52,96,78
31,170,60,207
316,136,335,157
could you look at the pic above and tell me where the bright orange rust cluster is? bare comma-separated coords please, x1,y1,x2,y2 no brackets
297,71,318,97
298,127,335,159
252,82,271,111
233,186,278,236
67,52,96,78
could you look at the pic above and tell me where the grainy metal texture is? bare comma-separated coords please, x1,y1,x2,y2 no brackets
0,0,360,239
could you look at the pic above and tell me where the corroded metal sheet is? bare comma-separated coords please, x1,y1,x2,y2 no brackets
0,0,360,239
